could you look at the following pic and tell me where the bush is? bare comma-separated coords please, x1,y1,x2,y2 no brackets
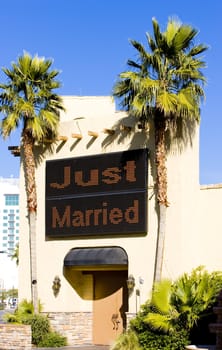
130,306,189,350
129,266,222,349
3,299,34,324
24,314,50,345
23,313,67,347
3,299,41,324
172,266,222,331
4,299,67,347
136,328,189,350
37,331,67,348
111,330,141,350
190,312,216,345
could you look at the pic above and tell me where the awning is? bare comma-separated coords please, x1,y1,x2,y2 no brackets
64,246,128,268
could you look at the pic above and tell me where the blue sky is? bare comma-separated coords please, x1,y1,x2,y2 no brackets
0,0,221,184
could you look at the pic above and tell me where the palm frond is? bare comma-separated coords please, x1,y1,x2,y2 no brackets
145,312,175,334
112,16,207,152
0,52,64,144
1,112,20,137
111,331,141,350
173,25,197,52
151,279,173,314
188,44,208,57
156,91,178,115
165,19,178,46
152,17,163,48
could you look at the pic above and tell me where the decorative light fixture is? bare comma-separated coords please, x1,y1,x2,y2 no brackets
52,276,61,297
127,274,135,294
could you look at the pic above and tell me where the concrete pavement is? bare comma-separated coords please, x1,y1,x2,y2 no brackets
36,346,110,350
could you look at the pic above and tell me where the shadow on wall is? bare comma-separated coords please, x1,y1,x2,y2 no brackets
63,267,128,301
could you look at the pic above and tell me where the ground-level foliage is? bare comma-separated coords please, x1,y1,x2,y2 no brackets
4,299,67,347
113,267,222,350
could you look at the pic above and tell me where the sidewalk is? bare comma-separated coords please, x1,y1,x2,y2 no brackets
36,346,110,350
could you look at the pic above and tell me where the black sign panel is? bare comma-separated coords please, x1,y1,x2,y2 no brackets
45,149,148,238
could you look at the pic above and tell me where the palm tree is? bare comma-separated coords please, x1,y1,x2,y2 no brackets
144,267,222,333
172,266,222,330
113,17,207,283
0,52,65,312
144,279,179,334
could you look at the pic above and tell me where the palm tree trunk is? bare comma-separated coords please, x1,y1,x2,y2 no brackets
153,203,167,283
153,117,168,284
22,131,38,313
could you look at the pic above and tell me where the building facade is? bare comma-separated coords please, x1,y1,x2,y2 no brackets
18,96,222,346
0,177,19,289
0,178,19,255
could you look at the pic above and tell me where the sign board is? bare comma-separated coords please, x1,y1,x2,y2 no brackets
45,149,148,238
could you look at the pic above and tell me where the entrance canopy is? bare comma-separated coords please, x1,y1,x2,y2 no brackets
64,246,128,269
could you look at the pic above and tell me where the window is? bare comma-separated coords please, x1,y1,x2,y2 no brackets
3,237,7,240
3,216,7,220
3,230,7,233
3,209,8,213
3,223,7,227
5,194,19,206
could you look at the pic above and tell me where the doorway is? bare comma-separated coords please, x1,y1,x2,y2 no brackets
93,270,128,345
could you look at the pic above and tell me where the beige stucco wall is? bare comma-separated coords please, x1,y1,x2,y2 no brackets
18,96,222,316
198,184,222,271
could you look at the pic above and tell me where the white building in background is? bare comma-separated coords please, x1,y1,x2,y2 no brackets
0,178,19,289
0,253,18,290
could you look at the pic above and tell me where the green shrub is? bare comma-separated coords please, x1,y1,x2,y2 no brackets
3,312,18,323
129,266,222,349
3,299,33,324
190,312,216,345
24,314,50,345
37,331,67,348
172,266,222,330
3,299,41,324
3,299,67,347
137,328,189,350
130,306,189,350
111,330,141,350
23,313,67,347
144,279,180,333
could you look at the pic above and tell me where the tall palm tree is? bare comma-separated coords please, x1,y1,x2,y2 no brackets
0,52,65,312
113,18,207,283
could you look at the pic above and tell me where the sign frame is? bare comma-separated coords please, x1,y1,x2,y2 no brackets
45,148,148,238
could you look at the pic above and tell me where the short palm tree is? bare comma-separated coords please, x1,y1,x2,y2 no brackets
145,267,222,333
144,279,179,334
113,17,207,283
0,52,65,312
172,266,222,330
